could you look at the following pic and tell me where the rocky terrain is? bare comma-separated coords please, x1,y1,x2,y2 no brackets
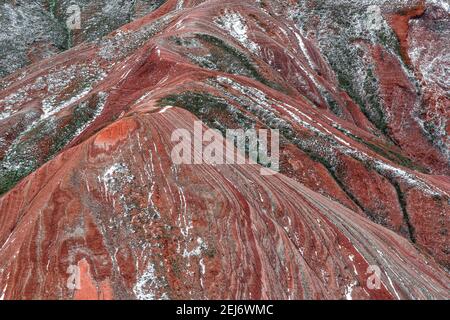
0,0,166,78
0,0,448,299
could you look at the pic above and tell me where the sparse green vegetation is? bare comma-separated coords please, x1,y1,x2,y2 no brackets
334,126,429,173
204,246,216,259
393,181,416,243
159,91,255,134
49,0,57,17
292,3,408,138
0,94,104,195
47,100,98,160
172,34,285,92
0,167,35,196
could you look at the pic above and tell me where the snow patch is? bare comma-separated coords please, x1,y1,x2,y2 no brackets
345,281,358,300
428,0,450,12
215,11,259,54
133,263,168,300
183,237,207,258
159,106,173,114
294,31,316,71
102,163,134,196
0,272,10,300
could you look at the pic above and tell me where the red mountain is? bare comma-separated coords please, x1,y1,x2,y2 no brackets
0,0,448,299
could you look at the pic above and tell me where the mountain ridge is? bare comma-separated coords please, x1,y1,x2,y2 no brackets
0,0,448,299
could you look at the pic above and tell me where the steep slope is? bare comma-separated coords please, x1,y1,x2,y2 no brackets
0,0,166,78
407,2,450,162
284,0,449,174
0,106,448,299
0,0,449,299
